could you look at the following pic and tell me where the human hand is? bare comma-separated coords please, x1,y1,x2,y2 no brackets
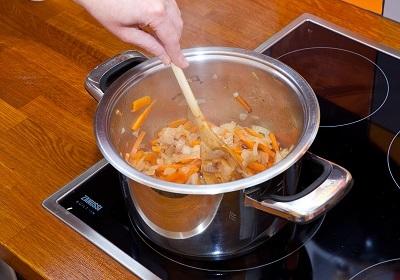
76,0,188,68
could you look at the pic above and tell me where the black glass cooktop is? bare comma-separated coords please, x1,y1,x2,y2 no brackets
44,15,400,279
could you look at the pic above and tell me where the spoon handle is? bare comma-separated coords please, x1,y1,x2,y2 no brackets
171,63,204,120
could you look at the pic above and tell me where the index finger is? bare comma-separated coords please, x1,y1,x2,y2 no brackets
151,18,188,68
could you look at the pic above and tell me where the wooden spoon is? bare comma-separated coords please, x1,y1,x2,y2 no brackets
171,64,246,183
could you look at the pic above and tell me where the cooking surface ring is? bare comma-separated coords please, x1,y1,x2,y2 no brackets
349,258,400,280
277,47,389,128
387,129,400,190
133,215,325,272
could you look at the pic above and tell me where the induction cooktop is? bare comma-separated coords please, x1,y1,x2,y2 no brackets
43,14,400,280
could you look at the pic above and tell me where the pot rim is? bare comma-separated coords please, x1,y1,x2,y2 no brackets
95,47,320,194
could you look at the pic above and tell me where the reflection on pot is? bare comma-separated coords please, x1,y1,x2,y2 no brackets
129,181,223,239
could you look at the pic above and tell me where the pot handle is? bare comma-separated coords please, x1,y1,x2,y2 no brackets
85,50,147,101
244,153,352,223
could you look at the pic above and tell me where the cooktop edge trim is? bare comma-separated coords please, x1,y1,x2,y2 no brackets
255,13,400,60
42,160,161,280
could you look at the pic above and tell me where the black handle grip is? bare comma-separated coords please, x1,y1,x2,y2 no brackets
85,51,148,101
267,152,333,202
99,56,147,92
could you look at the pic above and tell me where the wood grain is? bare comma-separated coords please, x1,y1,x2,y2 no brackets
0,0,399,279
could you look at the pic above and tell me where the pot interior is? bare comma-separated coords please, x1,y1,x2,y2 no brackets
107,54,305,163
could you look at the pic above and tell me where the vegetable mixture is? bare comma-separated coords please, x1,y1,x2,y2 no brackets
125,102,291,184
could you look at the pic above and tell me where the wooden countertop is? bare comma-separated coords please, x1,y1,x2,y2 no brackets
0,0,399,279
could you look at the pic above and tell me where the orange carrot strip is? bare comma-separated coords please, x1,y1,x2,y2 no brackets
234,129,254,148
245,167,254,176
168,118,187,128
189,159,202,167
132,150,145,161
259,143,275,157
269,132,279,151
131,101,156,131
144,152,157,165
186,166,200,177
244,127,263,138
183,121,197,133
263,150,276,168
131,96,152,112
248,162,267,172
234,95,252,113
178,157,199,164
161,172,188,183
157,163,184,172
266,158,276,168
232,146,243,154
152,145,161,152
189,139,201,147
130,131,146,155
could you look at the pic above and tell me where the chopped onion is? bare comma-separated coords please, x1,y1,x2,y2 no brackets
132,130,139,137
163,167,176,175
252,142,259,156
222,133,234,146
203,162,217,173
239,113,248,121
252,125,270,138
251,71,259,80
181,145,192,155
221,121,237,132
187,173,199,184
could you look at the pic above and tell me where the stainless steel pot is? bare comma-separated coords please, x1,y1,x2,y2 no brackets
85,48,352,259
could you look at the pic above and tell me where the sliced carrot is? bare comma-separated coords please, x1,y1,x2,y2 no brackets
245,167,254,175
189,139,201,147
157,163,184,172
178,157,199,164
186,166,200,177
266,158,276,168
231,148,244,163
261,150,276,168
131,96,152,112
161,172,188,183
269,132,279,151
132,150,145,161
190,159,202,167
183,121,197,133
152,145,161,153
131,101,156,131
234,95,252,113
248,162,267,172
232,146,243,154
144,152,157,165
244,127,263,138
259,143,275,157
234,128,254,148
130,131,146,155
168,118,187,128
